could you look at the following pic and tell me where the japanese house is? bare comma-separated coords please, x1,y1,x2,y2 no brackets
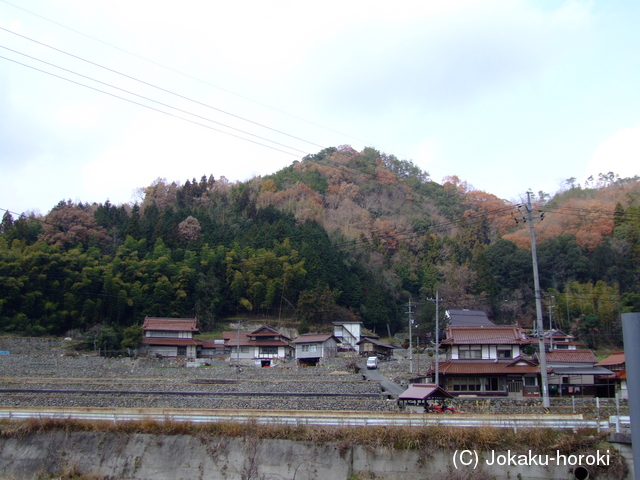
141,317,200,358
291,333,339,366
541,349,612,397
223,325,294,367
429,325,541,397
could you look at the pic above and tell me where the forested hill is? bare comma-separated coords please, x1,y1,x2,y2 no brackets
1,146,639,348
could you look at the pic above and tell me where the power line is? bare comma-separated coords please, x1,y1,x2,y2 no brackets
0,26,327,151
0,3,468,182
0,44,311,156
0,0,368,145
0,54,303,157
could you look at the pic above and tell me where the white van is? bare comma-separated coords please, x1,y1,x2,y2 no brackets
366,356,378,369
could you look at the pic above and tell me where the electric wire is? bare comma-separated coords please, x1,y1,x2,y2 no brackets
0,0,369,146
0,54,302,157
0,26,327,151
0,44,311,156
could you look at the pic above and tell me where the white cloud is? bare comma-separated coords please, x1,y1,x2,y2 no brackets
586,123,640,180
55,101,102,127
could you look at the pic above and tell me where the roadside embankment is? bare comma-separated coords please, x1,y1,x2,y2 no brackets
0,419,630,480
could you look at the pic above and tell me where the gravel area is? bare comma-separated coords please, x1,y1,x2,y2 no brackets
0,336,396,412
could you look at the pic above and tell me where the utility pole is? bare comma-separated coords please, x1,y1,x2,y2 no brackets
548,297,555,351
518,191,550,408
236,319,241,375
425,291,442,387
406,299,414,374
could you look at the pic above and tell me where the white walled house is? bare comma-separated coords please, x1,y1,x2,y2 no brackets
442,325,529,361
431,325,540,397
141,317,200,358
222,325,293,367
292,333,339,366
332,320,362,352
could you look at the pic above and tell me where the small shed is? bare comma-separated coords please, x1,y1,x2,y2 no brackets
356,336,395,358
398,383,453,408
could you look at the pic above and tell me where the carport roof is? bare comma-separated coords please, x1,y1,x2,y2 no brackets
398,384,454,400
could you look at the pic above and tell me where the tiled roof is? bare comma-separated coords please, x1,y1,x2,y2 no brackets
595,352,625,367
291,333,336,344
432,360,541,375
221,331,292,348
142,317,199,332
399,384,454,400
551,366,613,375
356,337,395,349
446,309,494,326
141,338,200,346
544,349,598,364
441,325,529,345
250,325,291,340
200,340,225,349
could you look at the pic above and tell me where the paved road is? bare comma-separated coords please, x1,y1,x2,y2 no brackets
360,362,406,397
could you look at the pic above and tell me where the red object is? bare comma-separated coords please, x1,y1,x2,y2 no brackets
426,404,458,414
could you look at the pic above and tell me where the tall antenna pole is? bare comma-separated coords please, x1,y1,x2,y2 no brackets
524,191,550,408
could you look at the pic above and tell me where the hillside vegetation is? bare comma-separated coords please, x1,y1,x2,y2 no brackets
1,146,639,349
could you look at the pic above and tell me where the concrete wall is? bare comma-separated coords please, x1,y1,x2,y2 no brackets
0,431,629,480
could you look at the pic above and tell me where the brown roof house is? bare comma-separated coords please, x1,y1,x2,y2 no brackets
141,317,200,358
596,352,627,399
223,325,294,367
356,336,396,358
542,329,582,350
429,325,541,397
539,349,612,397
291,333,340,366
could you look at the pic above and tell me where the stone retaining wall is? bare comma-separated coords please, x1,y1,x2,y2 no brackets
452,397,629,419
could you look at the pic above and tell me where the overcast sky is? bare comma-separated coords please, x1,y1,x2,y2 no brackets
1,0,639,216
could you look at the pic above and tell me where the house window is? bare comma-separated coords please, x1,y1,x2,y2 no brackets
241,346,250,353
177,346,187,356
486,377,505,391
149,330,186,338
458,345,482,359
260,347,277,355
450,377,482,392
524,377,536,386
301,344,317,352
497,348,512,359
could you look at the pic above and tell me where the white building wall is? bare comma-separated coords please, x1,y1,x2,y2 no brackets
148,346,178,357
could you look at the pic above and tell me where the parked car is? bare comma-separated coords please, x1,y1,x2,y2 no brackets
366,356,378,369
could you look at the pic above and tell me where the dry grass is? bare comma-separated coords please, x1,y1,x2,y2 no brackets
0,417,613,453
0,418,628,480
